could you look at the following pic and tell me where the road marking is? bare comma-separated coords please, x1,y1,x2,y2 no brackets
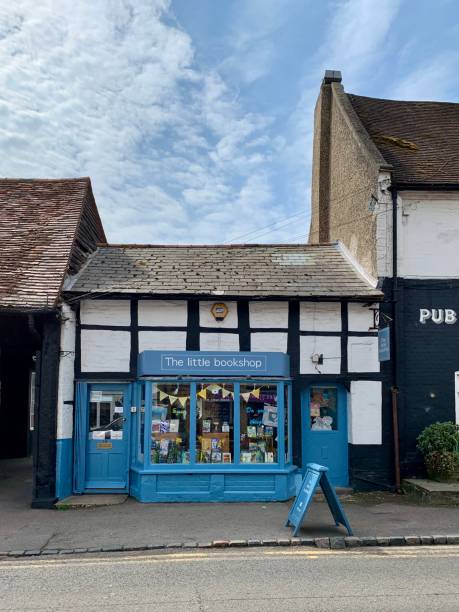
1,546,459,570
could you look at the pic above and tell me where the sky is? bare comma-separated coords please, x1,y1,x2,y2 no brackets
1,0,459,244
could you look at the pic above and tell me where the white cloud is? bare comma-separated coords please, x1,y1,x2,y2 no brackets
0,0,290,244
392,53,459,101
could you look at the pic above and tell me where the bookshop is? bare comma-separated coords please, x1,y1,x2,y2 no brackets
73,350,297,502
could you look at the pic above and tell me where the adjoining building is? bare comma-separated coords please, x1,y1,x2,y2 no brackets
310,70,459,484
0,178,105,507
58,242,383,501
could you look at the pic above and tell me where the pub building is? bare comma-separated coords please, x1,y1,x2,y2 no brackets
56,241,384,502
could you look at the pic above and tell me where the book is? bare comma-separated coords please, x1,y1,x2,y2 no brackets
160,420,170,433
222,452,232,463
211,450,222,463
265,452,274,463
247,425,257,438
202,419,211,433
222,421,230,433
169,419,179,433
241,452,253,464
152,420,161,433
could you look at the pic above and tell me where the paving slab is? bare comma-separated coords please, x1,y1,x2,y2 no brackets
2,458,459,554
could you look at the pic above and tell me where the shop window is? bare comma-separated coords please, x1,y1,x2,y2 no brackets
138,383,145,462
240,384,278,463
310,387,338,430
196,383,234,463
284,384,289,463
151,383,190,464
89,390,124,440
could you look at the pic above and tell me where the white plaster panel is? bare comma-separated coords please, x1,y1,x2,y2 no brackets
348,303,377,331
199,301,238,328
398,194,459,278
249,301,289,328
348,337,380,372
138,331,187,352
81,329,131,372
57,304,76,439
299,302,342,332
299,336,341,374
348,381,382,444
80,299,130,326
138,300,187,327
200,333,240,351
250,332,288,353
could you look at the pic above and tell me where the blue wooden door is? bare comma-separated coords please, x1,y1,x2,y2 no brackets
302,385,348,486
84,384,131,491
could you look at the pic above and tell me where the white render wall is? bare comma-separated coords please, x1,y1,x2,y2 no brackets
81,329,131,372
138,300,187,327
348,381,382,444
299,336,341,374
249,301,289,328
348,303,377,331
56,304,76,439
200,333,240,351
251,332,288,353
300,302,341,331
348,337,380,372
139,331,187,352
199,301,238,328
80,299,130,326
398,192,459,278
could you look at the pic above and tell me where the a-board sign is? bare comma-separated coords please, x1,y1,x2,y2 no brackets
286,463,353,537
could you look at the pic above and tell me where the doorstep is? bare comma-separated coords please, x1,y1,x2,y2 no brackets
402,479,459,505
56,494,128,508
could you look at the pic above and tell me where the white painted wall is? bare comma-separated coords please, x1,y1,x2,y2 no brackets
200,333,240,351
299,336,341,374
138,331,187,352
199,301,238,328
56,304,76,439
138,300,187,327
299,302,341,332
348,303,377,331
348,337,380,372
249,301,289,328
398,192,459,278
375,171,393,279
80,299,130,326
251,332,288,353
81,329,131,372
348,381,382,444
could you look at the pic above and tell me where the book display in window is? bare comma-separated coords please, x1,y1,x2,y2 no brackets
196,383,234,463
240,384,278,463
151,383,190,463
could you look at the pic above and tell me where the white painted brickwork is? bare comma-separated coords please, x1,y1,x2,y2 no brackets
348,303,377,331
81,329,131,372
249,301,289,328
348,381,382,444
80,299,130,326
299,302,342,332
138,300,187,327
199,301,238,328
348,337,380,372
251,332,288,353
138,331,187,352
200,333,240,351
299,336,341,374
57,304,76,439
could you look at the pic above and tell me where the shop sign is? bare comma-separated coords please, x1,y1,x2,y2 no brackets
378,326,390,362
419,308,457,325
138,350,290,377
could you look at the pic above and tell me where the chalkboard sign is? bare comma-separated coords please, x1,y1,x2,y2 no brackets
286,463,353,536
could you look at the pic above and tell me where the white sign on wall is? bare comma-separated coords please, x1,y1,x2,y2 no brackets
419,308,457,325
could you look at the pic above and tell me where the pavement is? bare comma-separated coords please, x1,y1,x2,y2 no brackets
2,546,459,610
2,458,459,556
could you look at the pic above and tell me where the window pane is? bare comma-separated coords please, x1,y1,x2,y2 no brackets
139,384,145,462
151,383,190,464
310,387,338,431
196,383,234,464
89,390,124,440
284,384,289,463
240,384,278,463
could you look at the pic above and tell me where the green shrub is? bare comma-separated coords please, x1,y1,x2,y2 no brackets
424,450,456,478
417,421,459,457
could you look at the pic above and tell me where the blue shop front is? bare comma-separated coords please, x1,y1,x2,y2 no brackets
73,351,297,502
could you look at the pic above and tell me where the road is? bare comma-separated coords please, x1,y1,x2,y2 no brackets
1,546,459,611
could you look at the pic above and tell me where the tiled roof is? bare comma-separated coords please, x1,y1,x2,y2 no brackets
65,243,382,298
0,178,104,309
348,94,459,185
